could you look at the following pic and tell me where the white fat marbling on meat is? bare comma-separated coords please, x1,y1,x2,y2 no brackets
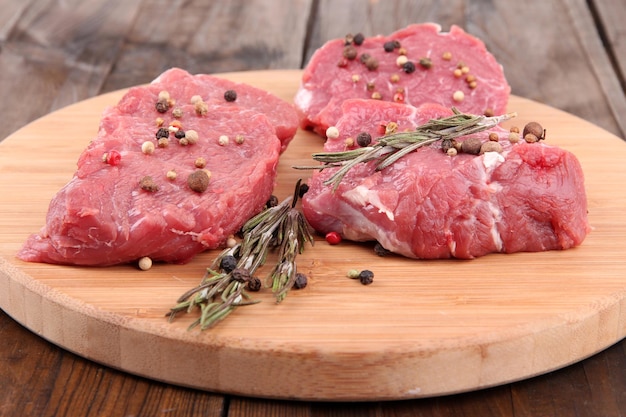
343,185,395,221
482,151,505,173
294,86,312,112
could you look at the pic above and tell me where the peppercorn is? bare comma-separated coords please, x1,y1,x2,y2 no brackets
185,130,199,144
224,89,237,102
419,57,433,69
347,269,360,279
461,137,482,155
247,277,262,292
488,132,499,142
383,41,396,52
293,273,308,289
356,132,372,147
326,126,340,139
187,170,210,193
172,108,183,118
359,53,371,64
156,127,170,139
343,45,358,60
298,183,309,198
353,32,364,45
139,176,159,192
231,267,251,283
452,90,465,102
523,121,545,140
359,270,374,285
174,130,186,139
402,61,416,73
364,56,379,70
138,256,152,271
141,141,155,155
155,100,169,113
104,150,121,166
266,195,278,208
325,231,342,245
441,138,453,153
480,141,503,154
374,242,390,257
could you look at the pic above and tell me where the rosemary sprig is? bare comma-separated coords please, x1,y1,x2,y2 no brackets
167,180,314,330
295,108,517,189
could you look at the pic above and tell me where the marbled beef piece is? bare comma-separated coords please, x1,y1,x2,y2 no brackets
18,69,299,266
295,24,510,137
302,99,590,259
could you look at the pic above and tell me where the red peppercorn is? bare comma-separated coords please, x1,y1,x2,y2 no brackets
393,92,405,103
105,150,121,166
325,231,342,245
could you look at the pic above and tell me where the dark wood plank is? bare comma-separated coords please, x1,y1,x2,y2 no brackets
0,310,226,417
0,0,142,141
591,0,626,85
101,0,314,92
307,0,626,139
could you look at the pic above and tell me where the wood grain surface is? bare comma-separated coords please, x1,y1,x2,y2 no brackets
1,70,625,401
1,0,625,415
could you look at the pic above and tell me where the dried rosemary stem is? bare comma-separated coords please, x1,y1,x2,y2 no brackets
295,108,517,189
167,180,314,330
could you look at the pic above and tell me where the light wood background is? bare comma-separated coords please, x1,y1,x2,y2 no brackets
0,1,625,416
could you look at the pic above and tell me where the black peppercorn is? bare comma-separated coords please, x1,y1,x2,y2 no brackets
359,270,374,285
403,61,416,73
298,183,309,198
231,268,251,283
220,255,238,273
359,53,371,64
156,127,170,139
373,242,390,257
353,33,365,45
155,100,169,113
294,273,308,289
247,277,262,292
356,132,372,147
174,130,185,139
224,89,237,102
266,195,278,208
383,41,395,52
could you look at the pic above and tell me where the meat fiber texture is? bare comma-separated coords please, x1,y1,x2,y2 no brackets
302,99,590,259
18,68,299,266
295,23,510,136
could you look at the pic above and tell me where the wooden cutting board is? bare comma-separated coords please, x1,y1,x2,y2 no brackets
1,70,625,401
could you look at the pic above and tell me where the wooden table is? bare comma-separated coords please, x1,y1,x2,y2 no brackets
1,1,625,415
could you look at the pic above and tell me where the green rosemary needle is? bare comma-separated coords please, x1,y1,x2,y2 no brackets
167,180,314,330
295,108,517,190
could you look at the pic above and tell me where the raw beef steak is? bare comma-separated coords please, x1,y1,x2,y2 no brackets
18,68,299,266
302,99,590,259
295,23,510,136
